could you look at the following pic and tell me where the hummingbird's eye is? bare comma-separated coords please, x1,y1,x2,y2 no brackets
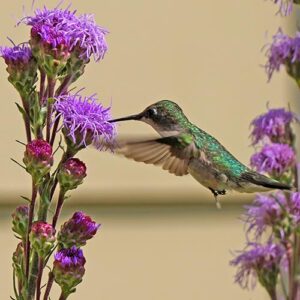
147,108,157,118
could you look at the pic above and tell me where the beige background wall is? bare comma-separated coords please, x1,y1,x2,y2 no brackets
0,0,294,203
0,1,296,300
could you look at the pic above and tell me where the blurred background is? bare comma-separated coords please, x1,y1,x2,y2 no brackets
0,0,298,299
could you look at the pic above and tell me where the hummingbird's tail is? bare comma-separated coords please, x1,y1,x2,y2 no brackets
240,171,292,192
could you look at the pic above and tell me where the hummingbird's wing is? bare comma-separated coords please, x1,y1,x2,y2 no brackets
115,134,197,176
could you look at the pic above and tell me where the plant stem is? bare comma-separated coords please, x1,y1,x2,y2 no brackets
36,257,44,300
52,188,66,229
21,97,32,143
46,77,56,143
59,291,68,300
25,181,38,279
39,71,46,106
50,75,72,147
42,272,54,300
28,252,39,299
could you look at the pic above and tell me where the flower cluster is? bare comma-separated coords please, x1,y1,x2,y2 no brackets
265,29,300,84
230,242,284,292
250,108,295,144
1,4,115,300
250,143,295,178
21,7,108,77
54,93,116,150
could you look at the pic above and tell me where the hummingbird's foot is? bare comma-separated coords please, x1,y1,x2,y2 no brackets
209,188,226,209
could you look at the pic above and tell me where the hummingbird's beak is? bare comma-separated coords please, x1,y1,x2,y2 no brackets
108,113,143,123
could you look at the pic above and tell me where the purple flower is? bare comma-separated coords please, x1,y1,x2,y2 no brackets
230,242,284,291
272,0,293,15
0,44,37,95
265,29,300,80
250,108,295,144
58,211,100,248
54,246,86,268
71,14,108,62
250,143,295,177
58,158,87,191
244,192,287,239
53,246,86,295
54,93,116,149
22,7,108,62
0,44,33,66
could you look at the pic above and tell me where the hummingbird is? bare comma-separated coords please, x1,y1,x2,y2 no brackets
109,100,291,207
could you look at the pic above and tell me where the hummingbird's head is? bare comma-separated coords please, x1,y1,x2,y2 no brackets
109,100,189,136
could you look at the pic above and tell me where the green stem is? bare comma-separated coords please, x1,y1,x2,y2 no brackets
28,252,39,299
52,188,66,229
25,181,38,279
50,75,72,147
46,77,56,143
36,257,44,300
21,97,32,143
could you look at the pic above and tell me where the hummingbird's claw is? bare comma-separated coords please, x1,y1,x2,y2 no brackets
209,188,224,209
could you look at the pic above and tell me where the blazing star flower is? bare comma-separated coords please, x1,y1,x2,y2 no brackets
230,242,284,293
250,143,295,178
53,246,86,296
71,14,108,62
12,205,29,239
58,211,100,248
0,44,37,95
0,44,33,66
250,108,295,145
244,192,287,239
54,93,116,150
22,7,108,63
57,211,100,248
265,29,300,81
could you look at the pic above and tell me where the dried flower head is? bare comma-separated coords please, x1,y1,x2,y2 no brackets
250,143,295,178
54,93,116,150
230,242,284,292
250,108,295,145
53,246,86,296
58,211,100,248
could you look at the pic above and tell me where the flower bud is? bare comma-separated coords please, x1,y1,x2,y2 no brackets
0,45,38,97
23,140,53,184
12,205,29,239
53,246,86,296
57,211,100,248
58,158,87,191
29,221,56,258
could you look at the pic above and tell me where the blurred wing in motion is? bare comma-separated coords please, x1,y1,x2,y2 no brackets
115,134,197,176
